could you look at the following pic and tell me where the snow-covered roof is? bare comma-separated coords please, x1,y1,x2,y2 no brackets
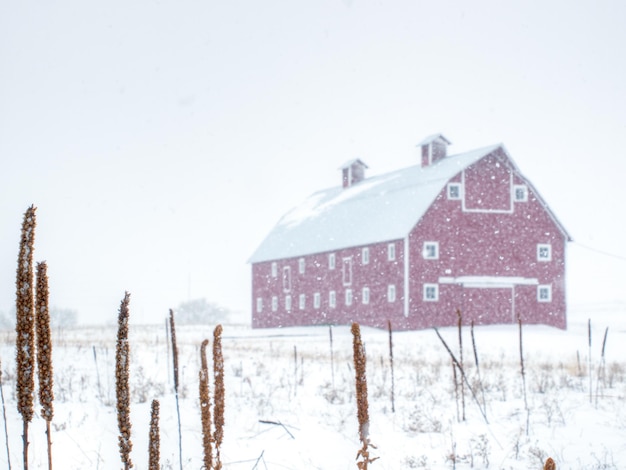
249,144,501,263
338,158,368,170
418,133,451,146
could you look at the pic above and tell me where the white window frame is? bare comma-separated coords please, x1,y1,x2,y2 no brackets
271,262,277,278
298,257,305,274
299,293,306,310
362,287,370,305
537,244,552,262
423,241,439,260
345,289,353,306
388,243,396,261
285,295,292,312
328,253,336,270
423,283,439,302
387,284,396,303
313,292,321,309
447,182,462,200
271,296,278,312
282,266,292,292
329,290,336,308
362,247,370,265
514,184,528,202
538,285,552,302
342,257,353,286
256,297,263,313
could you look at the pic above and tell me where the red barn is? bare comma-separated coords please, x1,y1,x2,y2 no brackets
249,134,571,330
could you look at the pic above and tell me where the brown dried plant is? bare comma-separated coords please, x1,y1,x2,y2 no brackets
36,261,54,470
169,309,183,470
213,325,225,470
15,205,36,470
544,457,556,470
351,323,377,469
199,339,213,470
116,292,133,469
148,399,160,470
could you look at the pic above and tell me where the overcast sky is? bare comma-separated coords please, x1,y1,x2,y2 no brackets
1,1,626,324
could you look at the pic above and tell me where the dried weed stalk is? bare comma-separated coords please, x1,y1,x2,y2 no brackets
36,261,54,470
15,205,36,470
169,309,183,470
116,292,133,469
148,399,160,470
351,323,377,469
213,325,225,470
544,457,556,470
199,339,212,470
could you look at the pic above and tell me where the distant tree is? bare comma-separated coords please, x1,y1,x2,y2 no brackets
174,298,229,325
49,307,78,329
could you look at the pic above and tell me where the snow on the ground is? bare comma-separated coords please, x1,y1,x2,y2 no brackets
1,303,625,469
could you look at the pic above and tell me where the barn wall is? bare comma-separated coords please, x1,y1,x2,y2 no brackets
252,239,406,329
407,151,567,329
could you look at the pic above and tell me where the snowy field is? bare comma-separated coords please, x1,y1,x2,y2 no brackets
1,303,626,469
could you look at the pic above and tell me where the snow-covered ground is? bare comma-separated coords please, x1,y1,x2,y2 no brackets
1,303,626,469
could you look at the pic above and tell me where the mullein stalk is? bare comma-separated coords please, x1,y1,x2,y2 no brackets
15,205,36,470
148,400,160,470
351,323,377,469
116,293,133,469
169,309,183,470
36,262,54,470
199,339,212,470
213,325,225,470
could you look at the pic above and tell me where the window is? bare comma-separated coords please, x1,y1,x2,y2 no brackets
345,289,353,306
299,293,306,310
514,184,528,202
282,266,292,292
298,258,305,274
328,253,336,270
448,183,462,200
388,243,396,261
362,247,370,265
256,297,263,313
285,295,292,311
423,283,439,301
362,287,370,305
423,241,439,260
387,284,396,303
342,257,353,286
313,292,321,309
538,285,552,302
271,296,278,312
329,290,336,308
537,244,552,262
271,262,277,278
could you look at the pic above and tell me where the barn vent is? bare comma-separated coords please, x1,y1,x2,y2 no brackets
419,134,451,167
340,159,368,188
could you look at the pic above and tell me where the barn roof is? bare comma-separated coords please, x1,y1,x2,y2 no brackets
249,144,506,263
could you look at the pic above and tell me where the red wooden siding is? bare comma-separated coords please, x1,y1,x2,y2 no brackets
407,150,566,329
252,240,405,329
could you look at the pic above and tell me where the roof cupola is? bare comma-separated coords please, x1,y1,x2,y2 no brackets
419,134,451,167
340,159,368,188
